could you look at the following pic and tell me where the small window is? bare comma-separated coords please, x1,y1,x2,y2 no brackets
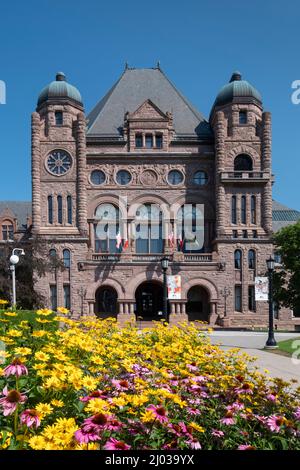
168,170,184,185
248,286,256,312
234,249,242,269
194,171,208,186
50,285,57,311
48,196,53,224
49,249,57,258
235,285,242,312
241,196,246,224
239,111,247,124
234,154,253,172
248,249,256,269
2,224,14,241
135,134,143,148
55,111,63,126
63,249,71,268
274,252,282,264
156,134,163,148
57,196,63,224
116,170,132,185
91,170,105,186
67,196,72,224
253,230,258,238
242,230,248,239
232,196,237,224
63,285,71,309
232,230,238,239
145,134,153,148
251,196,256,224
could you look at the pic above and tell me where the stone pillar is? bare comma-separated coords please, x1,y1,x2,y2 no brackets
119,302,124,314
261,112,273,234
31,112,41,232
88,301,95,315
76,112,88,235
214,111,226,237
89,222,95,250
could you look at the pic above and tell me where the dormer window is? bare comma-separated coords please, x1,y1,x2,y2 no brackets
135,134,143,148
145,134,153,148
55,111,63,126
156,134,163,148
239,111,247,124
2,223,14,240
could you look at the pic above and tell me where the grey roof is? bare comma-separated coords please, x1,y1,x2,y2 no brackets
213,72,261,108
0,201,31,228
272,200,300,232
37,72,83,108
87,67,212,138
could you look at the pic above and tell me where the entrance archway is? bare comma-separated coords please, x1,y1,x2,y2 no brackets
135,281,163,320
95,286,118,318
186,286,210,322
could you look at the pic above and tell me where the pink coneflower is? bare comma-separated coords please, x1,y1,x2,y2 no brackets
111,379,131,391
20,409,41,428
74,428,100,444
266,415,285,433
266,393,277,402
186,363,198,372
212,429,224,438
147,404,168,423
107,418,123,432
238,444,256,450
187,407,201,415
186,438,201,449
226,402,244,412
0,386,27,416
103,438,131,450
220,411,235,426
293,407,300,420
168,421,188,437
80,390,108,402
4,358,28,377
235,383,253,395
82,413,110,432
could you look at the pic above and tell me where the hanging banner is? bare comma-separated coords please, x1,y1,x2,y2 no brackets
167,275,181,299
255,277,269,301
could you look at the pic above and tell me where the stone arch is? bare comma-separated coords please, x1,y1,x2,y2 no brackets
128,193,170,220
86,277,125,301
88,193,128,219
181,277,218,302
170,192,215,219
126,271,164,299
228,145,260,170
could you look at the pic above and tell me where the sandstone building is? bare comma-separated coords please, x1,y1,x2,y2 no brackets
22,66,300,328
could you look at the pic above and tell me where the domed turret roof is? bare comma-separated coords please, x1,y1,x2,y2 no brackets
37,72,82,107
214,71,262,107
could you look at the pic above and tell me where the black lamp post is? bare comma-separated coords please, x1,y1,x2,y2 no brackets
161,257,169,322
265,256,277,348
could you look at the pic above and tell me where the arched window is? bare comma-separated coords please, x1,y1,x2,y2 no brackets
176,204,204,253
48,196,53,224
232,196,237,224
94,204,120,254
55,111,63,126
63,249,71,268
49,249,56,258
135,204,163,254
57,196,63,224
241,196,246,224
234,249,242,269
248,249,256,270
234,154,253,172
251,196,256,224
1,220,14,240
67,196,72,224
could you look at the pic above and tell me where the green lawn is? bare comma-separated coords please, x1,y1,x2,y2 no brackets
277,337,300,356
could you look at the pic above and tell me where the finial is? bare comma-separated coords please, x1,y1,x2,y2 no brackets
157,60,161,69
230,71,242,82
125,61,129,70
56,72,66,81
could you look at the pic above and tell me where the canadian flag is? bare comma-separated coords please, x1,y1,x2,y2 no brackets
168,231,175,249
123,239,129,250
178,233,184,251
116,230,122,249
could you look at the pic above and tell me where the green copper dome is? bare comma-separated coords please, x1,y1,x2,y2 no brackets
214,71,262,107
37,72,83,107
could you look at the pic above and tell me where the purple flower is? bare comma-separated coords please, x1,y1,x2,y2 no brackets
20,409,41,428
238,444,256,450
103,438,131,450
266,415,285,433
74,428,100,444
4,358,28,378
185,438,201,449
294,407,300,420
0,386,27,416
212,429,224,438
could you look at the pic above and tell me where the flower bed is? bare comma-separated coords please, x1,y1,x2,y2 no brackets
0,307,300,450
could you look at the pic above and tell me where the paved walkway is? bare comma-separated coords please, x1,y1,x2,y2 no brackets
210,331,300,384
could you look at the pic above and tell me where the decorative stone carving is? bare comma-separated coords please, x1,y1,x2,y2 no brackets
140,170,158,186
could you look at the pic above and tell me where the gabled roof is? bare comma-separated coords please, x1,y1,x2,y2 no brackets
272,200,300,232
87,67,212,138
0,201,31,228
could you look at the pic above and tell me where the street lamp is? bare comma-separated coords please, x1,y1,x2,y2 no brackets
9,248,25,309
161,257,169,322
265,256,277,349
220,287,231,317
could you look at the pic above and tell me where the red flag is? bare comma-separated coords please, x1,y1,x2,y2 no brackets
116,230,122,249
168,231,175,249
123,239,129,250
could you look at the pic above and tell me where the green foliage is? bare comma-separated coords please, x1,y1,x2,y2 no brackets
273,221,300,314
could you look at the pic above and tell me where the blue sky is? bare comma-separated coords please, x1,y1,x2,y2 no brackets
0,0,299,210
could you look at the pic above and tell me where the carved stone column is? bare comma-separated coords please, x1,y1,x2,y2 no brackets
31,112,41,232
261,112,273,234
76,112,88,235
214,111,226,236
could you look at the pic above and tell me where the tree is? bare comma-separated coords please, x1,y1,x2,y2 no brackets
0,237,64,309
273,221,300,315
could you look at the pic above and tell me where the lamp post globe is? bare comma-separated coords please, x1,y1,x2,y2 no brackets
10,254,19,265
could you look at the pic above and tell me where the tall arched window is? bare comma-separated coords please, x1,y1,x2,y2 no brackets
48,196,53,224
49,249,56,258
234,249,242,269
176,204,204,253
234,154,253,172
63,249,71,268
241,196,246,224
57,196,63,224
251,196,256,224
248,249,256,270
232,196,237,224
94,204,120,253
67,196,72,224
135,204,163,254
